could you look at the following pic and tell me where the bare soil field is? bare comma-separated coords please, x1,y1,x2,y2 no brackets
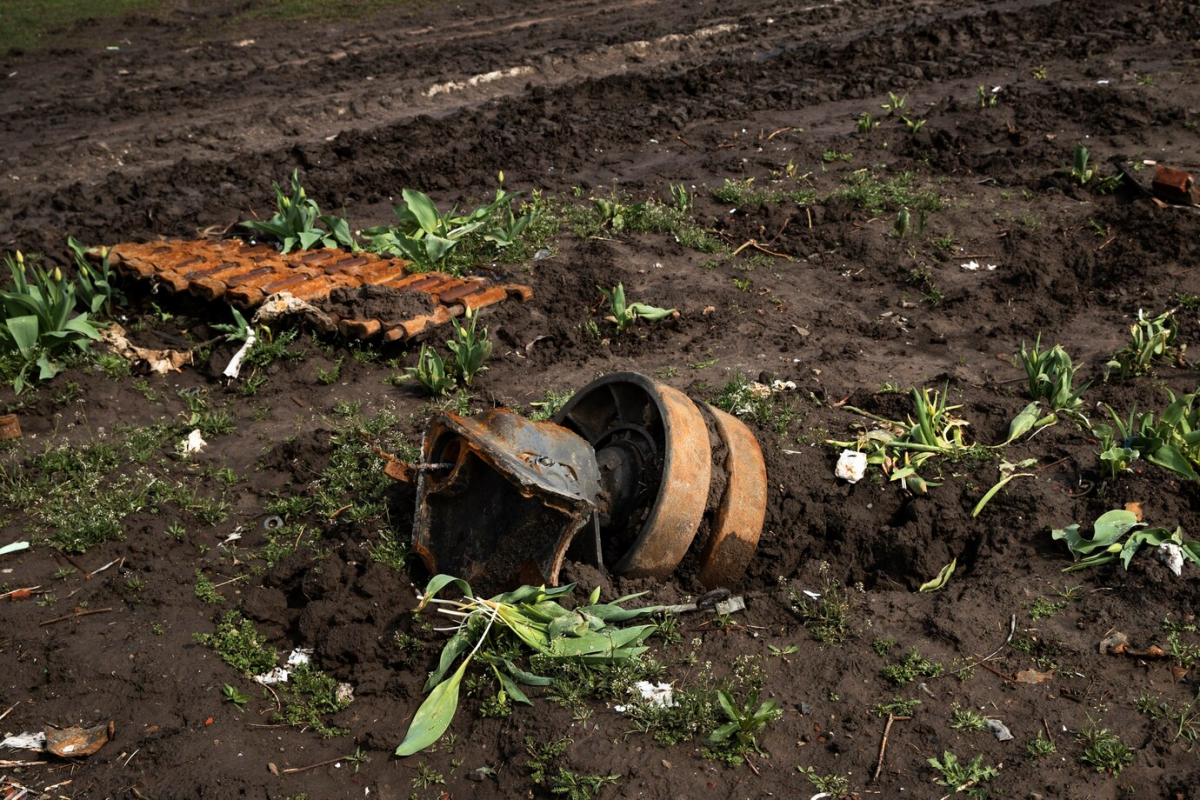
2,0,1200,797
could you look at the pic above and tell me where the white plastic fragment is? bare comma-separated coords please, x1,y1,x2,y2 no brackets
222,328,256,379
772,380,797,392
801,590,822,600
254,648,314,685
1,732,46,751
987,718,1013,741
1156,543,1184,576
1,540,30,556
633,681,675,708
835,450,868,483
960,260,998,271
182,429,207,455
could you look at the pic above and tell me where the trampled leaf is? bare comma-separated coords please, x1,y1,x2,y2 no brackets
1119,527,1176,569
424,629,473,693
495,669,532,706
417,574,475,610
547,612,589,640
1053,509,1142,559
1002,401,1042,444
918,558,956,592
396,657,470,756
548,625,655,658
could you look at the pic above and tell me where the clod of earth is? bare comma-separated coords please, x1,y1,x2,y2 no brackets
398,371,767,594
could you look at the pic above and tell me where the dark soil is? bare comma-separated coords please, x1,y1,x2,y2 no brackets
3,0,1200,798
319,284,436,321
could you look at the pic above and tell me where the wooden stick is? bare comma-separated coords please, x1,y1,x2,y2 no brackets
0,760,48,768
1043,717,1054,744
0,701,18,723
39,607,113,626
872,714,910,782
0,586,40,600
975,660,1017,684
281,755,347,775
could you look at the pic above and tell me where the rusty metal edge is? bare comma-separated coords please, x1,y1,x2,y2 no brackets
613,380,712,580
696,404,767,589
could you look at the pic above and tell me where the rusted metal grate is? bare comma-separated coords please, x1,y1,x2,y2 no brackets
103,239,532,341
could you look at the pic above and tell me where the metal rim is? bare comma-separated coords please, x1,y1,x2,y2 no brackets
555,373,712,579
697,404,768,588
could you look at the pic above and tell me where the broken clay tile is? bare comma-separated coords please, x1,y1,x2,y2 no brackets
339,318,383,339
1151,166,1200,206
1014,669,1054,684
45,721,114,758
462,285,509,311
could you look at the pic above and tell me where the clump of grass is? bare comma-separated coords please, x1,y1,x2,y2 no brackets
1076,719,1137,776
832,170,946,215
881,647,943,685
193,610,277,676
789,569,855,646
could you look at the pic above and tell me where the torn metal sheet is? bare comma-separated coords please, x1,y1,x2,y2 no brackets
412,410,602,591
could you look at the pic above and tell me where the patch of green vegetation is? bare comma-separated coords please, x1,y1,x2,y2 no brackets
1028,596,1068,621
562,192,721,252
949,704,988,732
928,751,998,798
712,371,795,434
548,768,620,799
276,663,352,737
194,610,277,676
832,170,946,215
797,767,851,797
194,570,226,605
789,572,856,646
529,389,574,422
871,696,920,717
1138,690,1200,743
525,737,572,784
1076,719,1137,776
621,656,765,753
881,647,943,685
711,178,784,207
1,0,162,52
1025,732,1057,757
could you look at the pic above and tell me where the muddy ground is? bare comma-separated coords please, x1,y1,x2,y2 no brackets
2,0,1200,797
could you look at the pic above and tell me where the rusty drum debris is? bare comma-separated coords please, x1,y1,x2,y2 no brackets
401,372,768,593
96,239,532,341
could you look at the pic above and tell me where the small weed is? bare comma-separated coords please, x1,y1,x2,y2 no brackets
1076,719,1136,776
822,150,853,164
96,353,131,380
276,662,352,737
193,610,277,676
1025,732,1057,757
702,689,782,767
872,638,897,657
1028,596,1068,621
193,570,225,604
223,683,250,712
797,766,851,797
928,751,998,799
881,647,943,685
1138,690,1200,743
317,356,344,385
411,762,445,789
789,572,855,646
949,704,988,732
548,768,620,799
871,696,920,717
526,737,572,785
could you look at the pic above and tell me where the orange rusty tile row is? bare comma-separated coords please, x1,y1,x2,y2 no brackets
101,239,532,342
